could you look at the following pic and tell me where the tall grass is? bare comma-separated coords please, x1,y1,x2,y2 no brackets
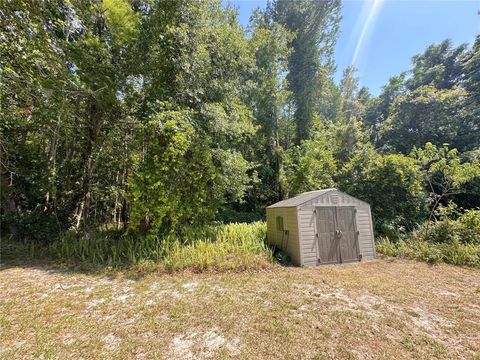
46,222,272,271
376,209,480,268
376,237,480,267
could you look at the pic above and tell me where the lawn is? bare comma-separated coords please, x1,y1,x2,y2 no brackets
1,258,479,359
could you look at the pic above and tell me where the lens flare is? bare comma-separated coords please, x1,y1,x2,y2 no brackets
351,0,384,66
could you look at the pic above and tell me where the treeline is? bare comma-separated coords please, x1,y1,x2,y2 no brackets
1,0,479,243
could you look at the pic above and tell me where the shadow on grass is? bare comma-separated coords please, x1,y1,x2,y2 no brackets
0,239,292,281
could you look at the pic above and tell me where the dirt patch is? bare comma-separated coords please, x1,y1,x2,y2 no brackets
1,259,479,359
103,333,122,351
169,329,240,359
183,282,199,292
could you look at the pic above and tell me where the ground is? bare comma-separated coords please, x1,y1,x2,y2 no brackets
1,258,479,360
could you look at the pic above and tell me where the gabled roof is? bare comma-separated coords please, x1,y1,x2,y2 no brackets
266,188,337,208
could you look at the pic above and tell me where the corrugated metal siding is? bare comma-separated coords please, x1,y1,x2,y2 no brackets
266,207,302,265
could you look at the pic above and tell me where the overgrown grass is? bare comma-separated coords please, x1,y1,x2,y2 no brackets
2,222,273,272
376,209,480,268
376,238,480,268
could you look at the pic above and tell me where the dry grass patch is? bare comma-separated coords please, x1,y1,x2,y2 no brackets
1,259,479,359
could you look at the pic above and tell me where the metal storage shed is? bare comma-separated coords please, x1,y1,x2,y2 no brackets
266,188,375,266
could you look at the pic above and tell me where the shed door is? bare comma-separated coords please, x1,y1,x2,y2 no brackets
315,206,360,264
315,207,339,264
335,207,360,263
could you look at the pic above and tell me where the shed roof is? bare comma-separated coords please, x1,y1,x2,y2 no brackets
267,188,337,208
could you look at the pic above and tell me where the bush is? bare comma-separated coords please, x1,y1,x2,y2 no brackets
44,222,272,271
339,146,427,236
376,237,480,268
458,209,480,244
376,210,480,268
421,209,480,245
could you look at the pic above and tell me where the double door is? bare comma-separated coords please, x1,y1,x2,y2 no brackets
315,206,360,264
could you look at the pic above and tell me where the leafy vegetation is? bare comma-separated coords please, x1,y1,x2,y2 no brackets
1,0,479,269
2,222,271,272
377,209,480,267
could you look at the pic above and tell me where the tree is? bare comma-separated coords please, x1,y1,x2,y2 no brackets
273,0,341,143
460,35,480,151
339,146,426,235
339,66,360,121
411,143,480,224
129,0,256,230
281,121,337,197
363,74,405,145
246,8,292,204
128,108,218,233
406,39,466,90
378,86,470,153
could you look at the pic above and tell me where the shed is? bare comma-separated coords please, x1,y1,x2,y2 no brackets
266,188,375,266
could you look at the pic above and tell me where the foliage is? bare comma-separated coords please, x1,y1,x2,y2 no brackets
339,146,426,235
273,0,341,143
376,237,480,268
45,222,272,271
420,207,480,245
377,208,480,267
1,0,479,270
368,38,479,153
379,86,470,153
281,120,337,196
162,222,272,271
246,9,293,205
128,107,218,233
411,143,480,222
406,39,466,90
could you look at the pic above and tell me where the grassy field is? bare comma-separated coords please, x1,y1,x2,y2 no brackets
1,258,479,359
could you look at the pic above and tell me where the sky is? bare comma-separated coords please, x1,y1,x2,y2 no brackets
228,0,480,95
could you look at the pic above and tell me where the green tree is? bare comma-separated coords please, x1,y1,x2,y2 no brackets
246,9,292,204
282,120,337,196
411,143,480,224
129,0,256,229
379,86,470,153
406,39,466,90
363,74,405,145
128,108,216,233
460,35,480,151
339,146,426,235
273,0,341,143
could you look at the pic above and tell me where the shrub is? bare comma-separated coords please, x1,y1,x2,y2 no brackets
421,209,480,245
339,146,427,236
458,209,480,245
376,237,480,268
376,210,480,268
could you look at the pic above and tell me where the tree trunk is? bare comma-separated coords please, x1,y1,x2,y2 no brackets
0,158,21,240
73,100,100,229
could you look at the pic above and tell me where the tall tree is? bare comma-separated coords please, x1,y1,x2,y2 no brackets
246,9,292,205
363,74,405,145
129,0,256,231
406,39,466,90
273,0,341,144
379,85,469,153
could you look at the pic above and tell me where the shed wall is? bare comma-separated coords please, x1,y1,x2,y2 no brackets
266,207,301,265
297,190,375,266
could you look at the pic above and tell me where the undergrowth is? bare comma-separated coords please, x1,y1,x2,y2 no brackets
376,209,480,268
1,222,273,272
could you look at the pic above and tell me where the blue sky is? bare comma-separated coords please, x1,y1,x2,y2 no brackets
229,0,480,95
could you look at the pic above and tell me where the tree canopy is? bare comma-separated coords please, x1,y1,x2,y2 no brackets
1,0,479,241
